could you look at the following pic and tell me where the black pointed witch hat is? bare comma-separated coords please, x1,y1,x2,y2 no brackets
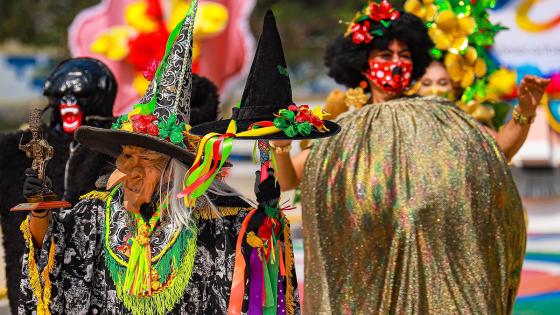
75,1,202,164
189,10,340,140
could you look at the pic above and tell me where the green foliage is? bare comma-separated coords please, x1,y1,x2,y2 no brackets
0,0,405,62
251,1,405,65
0,0,98,52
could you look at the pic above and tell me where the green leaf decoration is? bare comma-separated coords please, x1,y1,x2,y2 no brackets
279,109,295,121
488,101,511,130
158,114,179,140
371,28,384,36
296,122,312,136
284,125,297,138
112,115,128,130
273,117,290,129
431,48,443,60
356,15,369,23
277,65,289,77
380,20,392,28
170,127,184,144
273,109,315,137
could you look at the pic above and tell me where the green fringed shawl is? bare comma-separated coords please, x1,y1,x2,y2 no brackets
104,187,198,315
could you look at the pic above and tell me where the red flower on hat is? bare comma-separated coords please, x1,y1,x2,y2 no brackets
143,59,160,82
369,0,400,22
290,104,325,129
351,20,373,45
130,114,159,136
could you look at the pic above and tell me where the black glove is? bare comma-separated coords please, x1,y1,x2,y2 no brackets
23,168,52,199
254,168,280,205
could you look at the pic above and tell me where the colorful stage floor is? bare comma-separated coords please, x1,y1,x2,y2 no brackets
514,233,560,315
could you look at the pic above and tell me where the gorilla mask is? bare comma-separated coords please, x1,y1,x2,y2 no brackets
43,58,117,136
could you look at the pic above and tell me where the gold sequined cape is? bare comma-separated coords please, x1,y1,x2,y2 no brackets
301,96,526,314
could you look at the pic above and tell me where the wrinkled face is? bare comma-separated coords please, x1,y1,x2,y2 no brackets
367,39,413,96
116,146,169,213
417,61,454,99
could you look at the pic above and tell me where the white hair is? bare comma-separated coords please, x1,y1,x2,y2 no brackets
158,159,254,230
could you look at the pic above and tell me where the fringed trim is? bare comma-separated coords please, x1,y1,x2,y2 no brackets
104,186,183,267
80,190,110,202
111,227,198,315
103,184,199,315
195,206,242,220
283,216,296,315
20,217,56,315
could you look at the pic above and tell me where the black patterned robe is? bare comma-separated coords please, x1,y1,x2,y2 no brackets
19,188,299,315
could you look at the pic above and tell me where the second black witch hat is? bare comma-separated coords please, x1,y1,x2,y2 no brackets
190,10,340,140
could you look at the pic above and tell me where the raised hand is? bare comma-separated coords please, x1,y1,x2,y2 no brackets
517,75,550,117
23,168,52,199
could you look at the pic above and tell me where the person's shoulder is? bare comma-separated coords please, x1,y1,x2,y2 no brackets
68,190,110,214
78,190,111,204
196,193,253,221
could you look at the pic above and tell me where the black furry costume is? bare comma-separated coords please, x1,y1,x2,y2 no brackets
324,12,434,90
0,58,117,314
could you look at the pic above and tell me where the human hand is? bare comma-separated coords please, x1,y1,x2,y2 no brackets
517,75,550,117
23,168,52,199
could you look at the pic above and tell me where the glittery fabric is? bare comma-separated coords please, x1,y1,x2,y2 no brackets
301,96,526,315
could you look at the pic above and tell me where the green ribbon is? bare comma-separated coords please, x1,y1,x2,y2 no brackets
112,115,128,130
185,135,234,198
264,237,280,315
277,65,289,77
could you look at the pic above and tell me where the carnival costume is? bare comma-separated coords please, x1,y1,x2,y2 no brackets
0,57,117,313
187,11,340,315
301,2,526,314
17,2,297,314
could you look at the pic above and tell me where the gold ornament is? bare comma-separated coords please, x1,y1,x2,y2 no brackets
150,269,162,291
136,224,150,246
345,87,369,109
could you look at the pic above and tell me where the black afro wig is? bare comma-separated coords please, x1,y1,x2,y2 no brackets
189,74,220,127
325,12,434,89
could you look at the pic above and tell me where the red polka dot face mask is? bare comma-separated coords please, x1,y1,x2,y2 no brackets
364,59,413,95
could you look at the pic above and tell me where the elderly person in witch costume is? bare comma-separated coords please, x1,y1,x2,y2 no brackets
17,2,295,314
